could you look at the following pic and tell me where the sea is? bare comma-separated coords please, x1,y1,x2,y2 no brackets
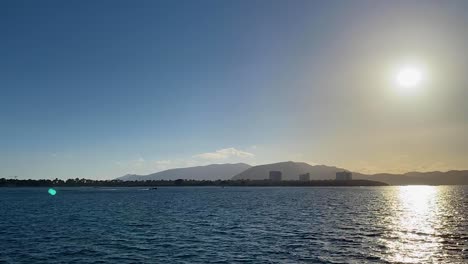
0,186,467,264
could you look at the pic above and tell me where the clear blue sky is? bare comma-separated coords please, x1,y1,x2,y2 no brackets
2,0,468,179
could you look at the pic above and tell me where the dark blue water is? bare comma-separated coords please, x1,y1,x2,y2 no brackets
1,186,467,263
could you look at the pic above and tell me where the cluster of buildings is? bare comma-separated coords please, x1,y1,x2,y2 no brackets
299,173,310,181
335,171,352,181
268,171,352,181
269,171,282,181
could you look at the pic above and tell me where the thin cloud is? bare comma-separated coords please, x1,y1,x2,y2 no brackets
193,147,254,160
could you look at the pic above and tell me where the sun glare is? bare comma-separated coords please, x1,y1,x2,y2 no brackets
394,66,424,95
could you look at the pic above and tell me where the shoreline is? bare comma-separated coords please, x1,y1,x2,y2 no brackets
1,179,388,187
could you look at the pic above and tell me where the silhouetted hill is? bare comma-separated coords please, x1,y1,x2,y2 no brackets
116,160,468,185
116,163,251,181
231,161,346,181
230,161,468,185
355,170,468,185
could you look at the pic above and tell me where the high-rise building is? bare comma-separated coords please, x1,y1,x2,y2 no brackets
336,171,352,181
299,173,310,181
269,171,282,181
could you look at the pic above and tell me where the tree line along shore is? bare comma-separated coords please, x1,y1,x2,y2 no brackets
0,178,388,187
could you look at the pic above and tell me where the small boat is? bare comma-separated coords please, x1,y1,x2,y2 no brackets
149,187,158,190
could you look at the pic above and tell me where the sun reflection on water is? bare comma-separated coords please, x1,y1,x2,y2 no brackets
384,186,442,263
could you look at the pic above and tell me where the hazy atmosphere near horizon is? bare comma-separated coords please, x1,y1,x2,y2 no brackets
1,0,468,179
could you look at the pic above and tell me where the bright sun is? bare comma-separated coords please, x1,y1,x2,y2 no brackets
395,66,424,94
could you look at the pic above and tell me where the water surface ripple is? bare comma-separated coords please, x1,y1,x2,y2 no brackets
1,186,467,263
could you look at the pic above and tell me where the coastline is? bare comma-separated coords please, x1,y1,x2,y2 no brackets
0,179,388,187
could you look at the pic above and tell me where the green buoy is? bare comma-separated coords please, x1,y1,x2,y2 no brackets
48,188,57,196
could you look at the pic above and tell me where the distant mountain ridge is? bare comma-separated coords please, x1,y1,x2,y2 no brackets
116,161,468,185
356,170,468,185
231,161,468,185
116,163,251,181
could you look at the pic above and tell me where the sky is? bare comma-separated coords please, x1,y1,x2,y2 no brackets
1,0,468,179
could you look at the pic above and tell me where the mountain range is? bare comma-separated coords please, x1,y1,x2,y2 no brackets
116,161,468,185
116,163,251,181
356,170,468,185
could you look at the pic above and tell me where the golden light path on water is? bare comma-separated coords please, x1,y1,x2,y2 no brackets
383,186,442,263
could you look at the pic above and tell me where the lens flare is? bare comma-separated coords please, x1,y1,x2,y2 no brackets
48,188,57,196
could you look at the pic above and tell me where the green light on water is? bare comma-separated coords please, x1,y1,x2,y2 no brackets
48,188,57,196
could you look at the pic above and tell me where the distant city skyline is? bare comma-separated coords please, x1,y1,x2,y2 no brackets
1,0,468,179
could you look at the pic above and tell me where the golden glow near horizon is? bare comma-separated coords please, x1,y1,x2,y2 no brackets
395,66,424,95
